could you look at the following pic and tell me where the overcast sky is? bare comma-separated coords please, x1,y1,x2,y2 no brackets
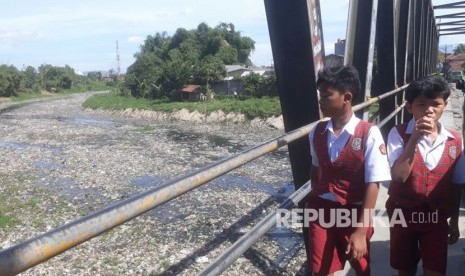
0,0,461,73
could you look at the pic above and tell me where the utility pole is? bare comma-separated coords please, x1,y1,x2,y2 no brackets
116,40,121,76
444,44,448,61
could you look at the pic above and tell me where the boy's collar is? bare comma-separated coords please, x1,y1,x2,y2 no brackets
325,113,359,135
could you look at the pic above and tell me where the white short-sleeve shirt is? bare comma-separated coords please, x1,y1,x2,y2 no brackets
309,114,392,201
387,118,464,184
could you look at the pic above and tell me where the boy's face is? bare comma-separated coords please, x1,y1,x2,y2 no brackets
406,95,447,122
318,84,351,118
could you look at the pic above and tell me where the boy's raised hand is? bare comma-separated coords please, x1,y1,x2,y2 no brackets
412,115,436,141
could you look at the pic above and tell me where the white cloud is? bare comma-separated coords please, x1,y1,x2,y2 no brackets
251,42,273,66
0,29,40,41
127,36,144,44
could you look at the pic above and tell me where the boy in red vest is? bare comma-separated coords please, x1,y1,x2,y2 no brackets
307,65,391,275
386,75,463,276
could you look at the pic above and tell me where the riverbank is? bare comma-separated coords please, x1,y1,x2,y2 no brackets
83,92,284,129
89,107,285,130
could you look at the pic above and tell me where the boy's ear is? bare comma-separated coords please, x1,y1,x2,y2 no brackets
406,102,413,114
343,90,353,103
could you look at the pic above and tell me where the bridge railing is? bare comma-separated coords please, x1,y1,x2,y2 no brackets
0,84,409,275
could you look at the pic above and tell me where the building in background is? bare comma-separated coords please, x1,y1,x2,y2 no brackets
324,38,346,67
212,65,275,95
446,53,465,72
334,38,346,56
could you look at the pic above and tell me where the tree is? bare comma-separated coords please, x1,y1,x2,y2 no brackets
125,52,163,98
139,32,170,56
0,65,22,97
87,71,103,81
193,55,226,87
241,72,278,98
21,66,38,89
159,49,194,98
242,72,262,98
454,44,465,55
216,23,254,65
261,72,278,97
38,64,76,92
217,47,238,64
124,22,255,100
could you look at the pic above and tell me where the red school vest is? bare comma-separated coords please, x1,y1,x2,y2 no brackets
310,120,372,205
388,123,462,215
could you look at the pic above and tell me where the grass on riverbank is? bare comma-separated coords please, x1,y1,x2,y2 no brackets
8,81,113,102
10,91,56,102
83,91,282,119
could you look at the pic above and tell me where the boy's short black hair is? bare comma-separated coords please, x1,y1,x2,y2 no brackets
405,75,450,103
316,65,361,101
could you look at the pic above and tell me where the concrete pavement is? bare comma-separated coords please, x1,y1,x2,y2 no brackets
338,84,465,276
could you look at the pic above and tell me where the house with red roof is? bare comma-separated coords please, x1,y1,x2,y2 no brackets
446,53,465,72
179,84,203,102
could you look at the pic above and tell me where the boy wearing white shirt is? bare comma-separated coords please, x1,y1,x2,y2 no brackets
386,75,463,276
306,65,391,275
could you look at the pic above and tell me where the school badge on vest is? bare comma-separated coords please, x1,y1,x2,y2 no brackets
351,137,362,151
449,146,457,159
379,144,387,155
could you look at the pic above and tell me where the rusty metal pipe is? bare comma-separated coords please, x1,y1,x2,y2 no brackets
378,102,407,128
197,182,312,276
352,84,408,112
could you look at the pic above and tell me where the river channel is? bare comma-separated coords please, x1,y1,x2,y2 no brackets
0,92,307,275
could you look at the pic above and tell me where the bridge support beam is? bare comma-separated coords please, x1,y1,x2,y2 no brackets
375,0,397,137
264,0,323,269
264,0,322,191
395,0,411,123
345,0,378,120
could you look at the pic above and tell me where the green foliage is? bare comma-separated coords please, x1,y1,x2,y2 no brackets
0,61,117,100
193,55,226,85
0,214,17,228
0,194,22,228
217,47,238,64
241,72,278,98
21,66,38,89
38,64,76,92
124,22,255,99
242,72,261,97
84,91,281,119
87,71,103,81
454,44,465,55
11,91,53,102
124,52,164,98
0,65,22,97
